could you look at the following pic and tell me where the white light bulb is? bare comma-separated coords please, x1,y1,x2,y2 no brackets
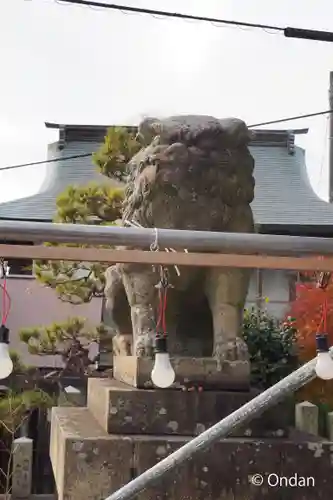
315,351,333,380
0,343,13,380
151,352,175,388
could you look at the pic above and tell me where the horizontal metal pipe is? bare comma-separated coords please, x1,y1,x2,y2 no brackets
105,354,323,500
0,220,333,256
2,244,333,270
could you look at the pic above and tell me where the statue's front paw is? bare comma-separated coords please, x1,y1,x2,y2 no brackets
213,337,249,363
134,333,154,357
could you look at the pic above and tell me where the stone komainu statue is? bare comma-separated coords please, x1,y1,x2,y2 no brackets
104,115,255,363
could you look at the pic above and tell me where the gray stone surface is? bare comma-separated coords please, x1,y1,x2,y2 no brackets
112,355,250,390
11,437,33,498
105,115,255,391
295,401,319,436
87,377,290,438
134,437,333,499
49,407,132,500
49,405,333,500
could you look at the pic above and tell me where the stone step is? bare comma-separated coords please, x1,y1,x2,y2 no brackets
50,406,333,500
50,406,133,500
87,377,290,437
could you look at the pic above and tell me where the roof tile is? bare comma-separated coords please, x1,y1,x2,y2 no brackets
0,136,332,227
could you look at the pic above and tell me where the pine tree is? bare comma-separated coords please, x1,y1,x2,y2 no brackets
19,317,110,377
33,127,140,304
0,351,54,495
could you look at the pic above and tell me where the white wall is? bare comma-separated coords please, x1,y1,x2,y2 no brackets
4,277,103,368
246,270,291,319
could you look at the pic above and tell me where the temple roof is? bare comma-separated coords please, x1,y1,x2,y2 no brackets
0,122,332,234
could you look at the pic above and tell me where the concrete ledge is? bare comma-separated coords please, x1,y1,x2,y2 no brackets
113,355,250,390
49,407,132,500
87,378,290,437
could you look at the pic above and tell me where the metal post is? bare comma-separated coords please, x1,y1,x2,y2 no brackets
329,71,333,202
105,354,323,500
1,220,333,255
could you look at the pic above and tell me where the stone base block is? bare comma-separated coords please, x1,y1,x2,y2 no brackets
134,437,333,500
49,407,333,500
87,377,290,437
113,355,250,390
50,407,132,500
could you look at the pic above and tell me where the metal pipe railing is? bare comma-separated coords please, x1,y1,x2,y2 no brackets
0,220,333,256
105,353,325,500
1,221,329,498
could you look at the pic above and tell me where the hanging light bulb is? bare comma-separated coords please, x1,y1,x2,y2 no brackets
315,333,333,380
0,325,13,380
151,335,175,388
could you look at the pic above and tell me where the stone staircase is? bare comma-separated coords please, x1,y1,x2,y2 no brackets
50,377,333,500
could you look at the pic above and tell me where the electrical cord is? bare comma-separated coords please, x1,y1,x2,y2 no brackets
0,262,11,325
0,284,11,325
0,109,332,172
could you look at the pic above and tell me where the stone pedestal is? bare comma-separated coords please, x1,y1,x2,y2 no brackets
50,377,292,500
50,395,333,500
50,406,133,500
87,378,289,438
113,355,250,390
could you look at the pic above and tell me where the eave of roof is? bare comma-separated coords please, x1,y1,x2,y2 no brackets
0,123,329,231
45,121,309,135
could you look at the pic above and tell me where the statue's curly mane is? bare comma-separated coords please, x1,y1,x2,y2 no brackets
122,116,255,230
105,116,255,363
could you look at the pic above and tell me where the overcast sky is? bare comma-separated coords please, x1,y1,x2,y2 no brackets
0,0,332,203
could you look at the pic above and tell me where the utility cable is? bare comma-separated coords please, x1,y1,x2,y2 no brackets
248,109,333,128
317,115,329,189
0,153,92,172
51,0,333,42
54,0,284,32
1,109,332,172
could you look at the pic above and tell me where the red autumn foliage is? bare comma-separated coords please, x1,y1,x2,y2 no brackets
289,269,333,406
290,282,332,359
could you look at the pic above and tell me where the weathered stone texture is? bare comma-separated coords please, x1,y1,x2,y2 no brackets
88,378,289,438
113,355,250,390
50,405,333,500
104,115,256,386
279,441,333,500
133,437,333,500
295,401,319,436
49,407,132,500
134,437,237,500
11,437,33,498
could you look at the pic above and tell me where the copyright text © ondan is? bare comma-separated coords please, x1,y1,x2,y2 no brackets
250,473,315,488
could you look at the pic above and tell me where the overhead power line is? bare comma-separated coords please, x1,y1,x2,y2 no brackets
52,0,333,42
0,153,92,172
248,109,333,128
0,109,332,173
56,0,284,32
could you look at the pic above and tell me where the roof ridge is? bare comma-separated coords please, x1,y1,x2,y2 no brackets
44,121,308,135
